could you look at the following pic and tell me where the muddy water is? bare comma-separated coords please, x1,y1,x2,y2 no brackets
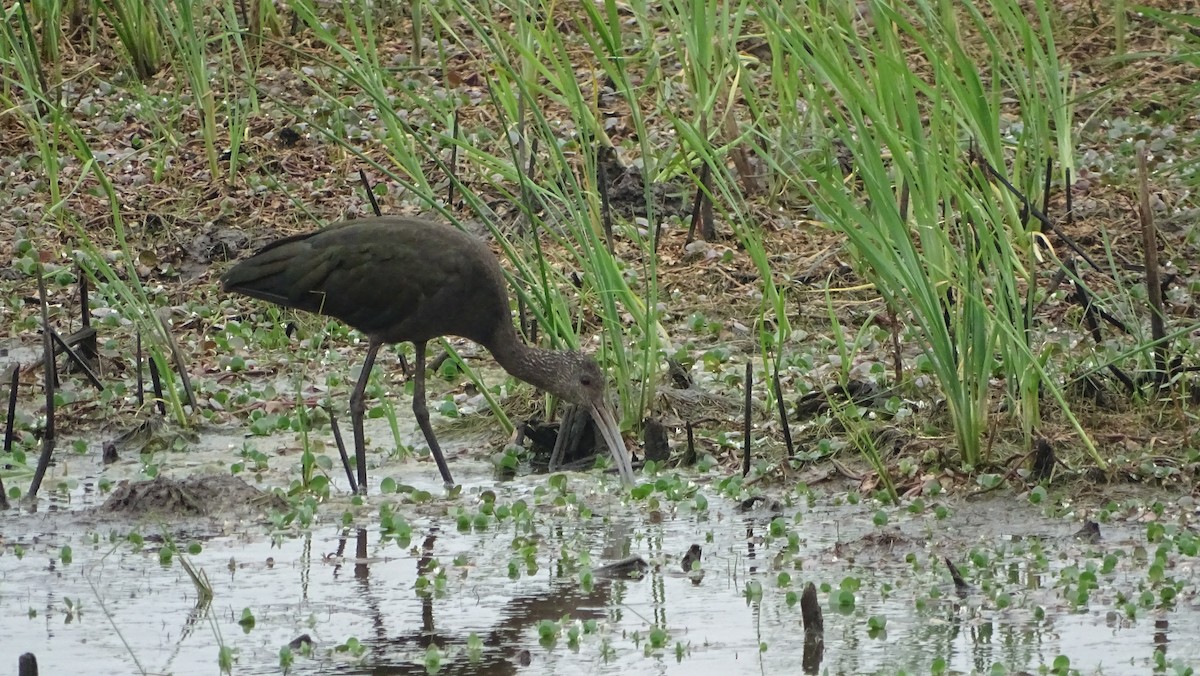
2,429,1199,675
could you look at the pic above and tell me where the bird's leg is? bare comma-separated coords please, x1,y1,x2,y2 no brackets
350,340,382,494
411,341,455,486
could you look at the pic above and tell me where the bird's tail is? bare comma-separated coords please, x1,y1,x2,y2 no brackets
220,233,329,311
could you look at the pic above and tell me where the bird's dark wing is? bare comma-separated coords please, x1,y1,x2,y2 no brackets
221,218,503,343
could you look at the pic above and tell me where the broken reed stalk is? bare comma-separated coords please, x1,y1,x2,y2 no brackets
801,581,823,634
945,557,971,593
0,367,10,508
742,361,752,477
1040,157,1053,230
357,526,371,565
24,328,99,381
1136,149,1168,383
801,581,824,674
888,308,903,385
155,311,198,411
4,364,17,452
682,420,697,466
1065,167,1074,222
148,357,166,415
327,406,358,493
1067,259,1136,394
77,265,98,366
136,331,144,406
29,269,56,499
525,135,539,210
49,329,103,389
19,652,39,676
696,116,717,240
447,109,460,208
971,150,1105,273
359,168,382,217
518,294,528,341
686,161,715,245
771,363,794,457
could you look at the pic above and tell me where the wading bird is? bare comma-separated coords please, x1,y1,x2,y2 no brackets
221,216,637,493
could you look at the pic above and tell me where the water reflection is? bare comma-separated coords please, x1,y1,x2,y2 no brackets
2,489,1198,675
329,527,630,675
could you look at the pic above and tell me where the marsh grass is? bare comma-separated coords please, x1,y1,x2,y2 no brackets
739,0,1105,467
1,0,1195,486
97,0,162,79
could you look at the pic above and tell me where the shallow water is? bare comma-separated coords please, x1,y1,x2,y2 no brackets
2,427,1199,675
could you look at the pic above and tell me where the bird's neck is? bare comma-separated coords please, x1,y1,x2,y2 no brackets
487,326,569,398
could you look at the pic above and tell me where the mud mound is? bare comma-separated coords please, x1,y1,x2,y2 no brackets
99,474,287,518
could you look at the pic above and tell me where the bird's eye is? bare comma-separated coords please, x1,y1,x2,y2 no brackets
579,376,593,387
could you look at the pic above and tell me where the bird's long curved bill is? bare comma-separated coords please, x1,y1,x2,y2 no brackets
589,403,637,486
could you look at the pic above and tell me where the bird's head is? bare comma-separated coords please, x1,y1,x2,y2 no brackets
508,346,637,484
545,353,609,407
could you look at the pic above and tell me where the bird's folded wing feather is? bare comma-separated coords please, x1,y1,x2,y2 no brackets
221,221,477,340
